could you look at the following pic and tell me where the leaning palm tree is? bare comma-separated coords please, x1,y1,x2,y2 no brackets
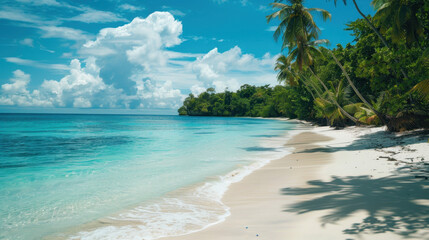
267,0,359,123
275,54,324,101
275,54,334,124
321,47,386,124
314,79,357,127
287,38,360,123
266,0,331,51
274,55,299,87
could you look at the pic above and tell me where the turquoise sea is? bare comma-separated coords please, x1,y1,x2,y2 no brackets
0,114,297,240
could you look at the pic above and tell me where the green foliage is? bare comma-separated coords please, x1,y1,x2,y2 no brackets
178,0,428,131
178,84,315,120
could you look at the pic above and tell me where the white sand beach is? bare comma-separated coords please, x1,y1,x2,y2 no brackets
163,125,429,240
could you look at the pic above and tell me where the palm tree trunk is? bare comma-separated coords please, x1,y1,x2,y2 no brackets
295,72,324,99
329,50,387,125
300,80,317,100
351,0,408,80
308,67,361,124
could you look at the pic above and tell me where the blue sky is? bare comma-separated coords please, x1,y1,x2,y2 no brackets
0,0,375,114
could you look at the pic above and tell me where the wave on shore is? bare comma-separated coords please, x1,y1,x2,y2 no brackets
69,132,295,240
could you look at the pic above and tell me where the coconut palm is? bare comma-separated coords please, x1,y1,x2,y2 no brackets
287,38,360,123
322,47,386,124
266,0,331,51
275,55,323,101
314,79,361,126
267,0,360,123
274,55,299,87
275,54,334,124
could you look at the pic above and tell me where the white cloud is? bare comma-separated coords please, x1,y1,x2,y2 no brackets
15,0,61,6
169,10,186,17
266,26,277,32
119,4,144,12
213,78,240,92
68,10,127,23
161,6,186,16
258,5,270,12
38,25,90,41
82,12,182,71
0,7,46,24
1,70,30,94
5,57,69,70
20,38,34,47
191,46,278,92
131,74,185,109
1,11,278,112
0,70,53,107
190,85,206,96
0,59,130,109
41,58,112,107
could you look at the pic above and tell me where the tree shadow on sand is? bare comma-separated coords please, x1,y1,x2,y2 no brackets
297,130,428,153
282,175,429,238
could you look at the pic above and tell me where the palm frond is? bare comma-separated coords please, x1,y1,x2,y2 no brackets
410,79,429,101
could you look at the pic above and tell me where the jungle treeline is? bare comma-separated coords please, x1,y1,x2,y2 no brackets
179,0,428,131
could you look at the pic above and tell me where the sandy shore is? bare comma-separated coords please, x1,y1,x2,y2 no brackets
162,126,429,240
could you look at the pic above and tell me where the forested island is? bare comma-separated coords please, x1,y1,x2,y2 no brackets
179,0,428,132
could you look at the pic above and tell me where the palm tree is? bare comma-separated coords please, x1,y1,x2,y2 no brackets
268,0,360,123
314,79,357,126
371,0,425,46
287,38,361,123
275,54,333,124
327,0,408,79
275,55,323,101
274,55,299,87
323,47,386,124
266,0,331,51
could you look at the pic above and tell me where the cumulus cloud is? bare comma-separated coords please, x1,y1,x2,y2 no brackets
78,11,187,107
1,70,30,94
0,59,130,109
131,74,185,109
81,12,182,71
1,11,278,112
40,57,129,108
0,70,53,107
191,46,278,91
190,85,206,96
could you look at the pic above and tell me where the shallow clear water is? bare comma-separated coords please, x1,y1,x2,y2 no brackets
0,114,296,240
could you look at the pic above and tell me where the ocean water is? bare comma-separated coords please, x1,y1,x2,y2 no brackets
0,114,297,240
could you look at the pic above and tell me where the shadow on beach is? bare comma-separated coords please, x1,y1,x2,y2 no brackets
295,129,429,153
282,175,429,238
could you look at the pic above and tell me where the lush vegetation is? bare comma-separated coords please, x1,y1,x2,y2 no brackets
179,0,429,131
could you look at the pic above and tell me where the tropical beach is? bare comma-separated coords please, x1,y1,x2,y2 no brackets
1,0,428,239
163,124,429,240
